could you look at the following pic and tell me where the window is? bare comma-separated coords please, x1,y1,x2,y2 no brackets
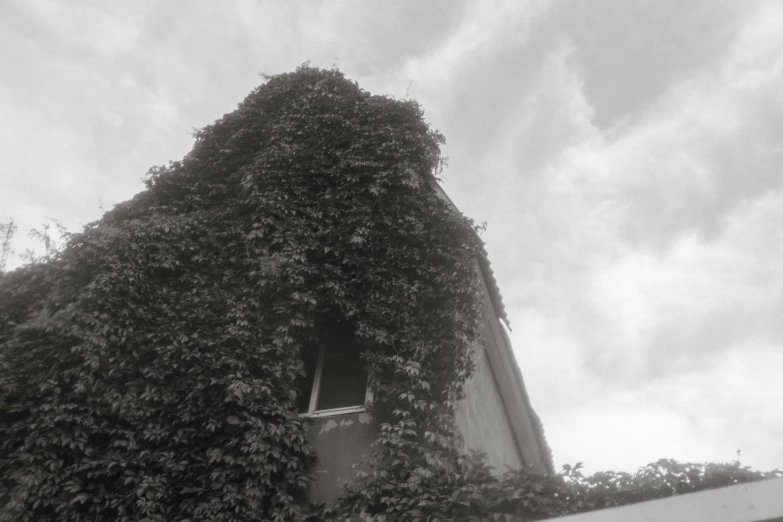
298,326,369,416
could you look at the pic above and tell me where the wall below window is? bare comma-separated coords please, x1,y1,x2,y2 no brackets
455,348,523,472
305,411,378,504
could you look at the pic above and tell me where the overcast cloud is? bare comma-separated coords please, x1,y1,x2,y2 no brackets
1,0,781,474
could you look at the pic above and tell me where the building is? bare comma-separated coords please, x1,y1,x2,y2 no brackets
0,68,550,519
299,184,553,504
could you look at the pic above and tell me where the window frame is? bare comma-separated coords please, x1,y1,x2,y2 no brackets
299,335,371,418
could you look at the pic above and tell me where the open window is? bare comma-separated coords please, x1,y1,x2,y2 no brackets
297,325,369,416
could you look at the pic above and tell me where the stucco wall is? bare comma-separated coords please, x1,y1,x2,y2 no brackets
455,347,523,472
305,411,377,504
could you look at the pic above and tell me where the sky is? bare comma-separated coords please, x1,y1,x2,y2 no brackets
1,0,782,475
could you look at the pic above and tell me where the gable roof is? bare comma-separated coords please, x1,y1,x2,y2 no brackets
426,180,509,326
429,179,553,473
477,250,509,327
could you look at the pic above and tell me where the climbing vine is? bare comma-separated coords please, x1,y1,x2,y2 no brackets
1,66,778,522
0,65,484,521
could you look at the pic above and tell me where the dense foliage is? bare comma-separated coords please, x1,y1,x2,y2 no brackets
0,66,484,521
375,458,779,521
325,454,779,521
1,66,778,521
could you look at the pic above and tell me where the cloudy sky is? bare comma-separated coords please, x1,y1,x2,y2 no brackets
2,0,782,474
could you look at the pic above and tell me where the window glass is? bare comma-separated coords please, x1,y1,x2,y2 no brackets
315,332,367,411
297,344,319,412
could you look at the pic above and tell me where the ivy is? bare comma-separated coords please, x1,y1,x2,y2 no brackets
1,66,778,522
321,457,780,521
0,65,483,521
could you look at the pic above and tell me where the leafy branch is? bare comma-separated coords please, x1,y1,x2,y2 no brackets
0,218,16,273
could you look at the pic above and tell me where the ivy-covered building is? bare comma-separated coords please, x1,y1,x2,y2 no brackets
0,66,552,521
303,183,553,503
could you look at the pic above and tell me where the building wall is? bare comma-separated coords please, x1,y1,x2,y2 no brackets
486,313,552,473
454,347,523,472
305,411,377,505
305,259,552,502
306,334,536,504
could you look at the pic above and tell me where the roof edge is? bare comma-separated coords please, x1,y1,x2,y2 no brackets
426,179,509,327
495,317,555,474
425,179,553,473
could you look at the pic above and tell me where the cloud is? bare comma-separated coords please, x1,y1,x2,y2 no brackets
503,1,783,471
1,0,780,475
587,191,783,380
550,0,752,129
546,340,783,473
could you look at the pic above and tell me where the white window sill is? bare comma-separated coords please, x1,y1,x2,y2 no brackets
299,405,367,418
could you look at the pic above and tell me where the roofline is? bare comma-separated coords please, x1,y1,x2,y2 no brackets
475,262,554,474
428,179,554,473
495,314,555,473
425,178,509,325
